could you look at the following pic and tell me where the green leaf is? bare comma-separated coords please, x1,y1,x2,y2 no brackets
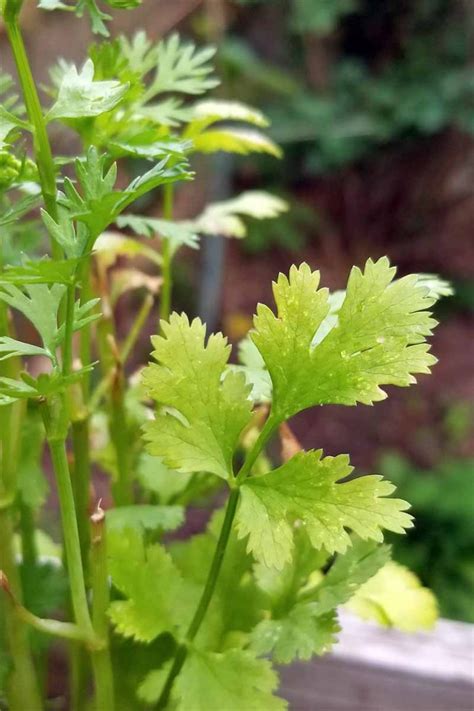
0,107,30,148
106,505,184,533
236,450,412,568
0,284,65,357
142,314,252,480
16,411,49,509
312,539,391,614
46,58,128,121
117,214,199,252
346,561,438,631
136,454,192,504
0,258,80,286
193,127,282,157
231,336,272,403
145,34,219,98
0,338,51,362
108,528,194,643
252,258,437,420
139,648,286,709
251,607,339,664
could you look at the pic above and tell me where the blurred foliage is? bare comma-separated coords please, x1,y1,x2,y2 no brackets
381,453,474,623
219,0,473,176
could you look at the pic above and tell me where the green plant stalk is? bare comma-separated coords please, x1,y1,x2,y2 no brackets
110,366,133,506
90,507,115,711
19,501,38,571
3,6,61,259
41,399,94,639
159,183,174,325
0,288,41,710
0,516,43,711
155,415,277,709
71,417,91,569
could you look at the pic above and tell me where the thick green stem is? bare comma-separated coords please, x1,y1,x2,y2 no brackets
159,184,174,325
41,400,94,639
156,487,240,710
90,506,115,711
3,7,61,258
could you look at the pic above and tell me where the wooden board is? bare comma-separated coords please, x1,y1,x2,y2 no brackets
279,611,474,710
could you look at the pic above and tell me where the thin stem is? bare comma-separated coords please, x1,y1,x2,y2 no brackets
3,9,61,259
71,418,91,569
0,573,98,646
155,411,278,709
156,487,240,710
121,293,154,364
110,365,132,506
19,502,38,571
63,284,76,376
90,505,115,711
0,515,43,711
235,414,279,484
159,184,174,325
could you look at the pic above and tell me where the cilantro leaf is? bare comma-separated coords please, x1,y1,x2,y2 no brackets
140,648,286,710
252,258,437,420
312,539,391,614
251,607,339,664
46,59,128,121
145,34,219,99
0,284,65,358
193,127,282,157
106,505,184,533
108,528,194,643
236,450,412,568
142,314,252,480
346,561,438,631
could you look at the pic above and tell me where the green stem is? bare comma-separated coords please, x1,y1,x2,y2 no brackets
3,7,61,258
110,367,132,506
0,515,43,711
63,284,76,376
155,412,278,709
235,414,279,484
19,502,38,571
41,400,94,639
71,418,91,569
90,506,115,711
159,184,174,325
156,487,240,710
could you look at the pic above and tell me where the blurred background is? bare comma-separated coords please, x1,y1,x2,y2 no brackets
1,0,473,624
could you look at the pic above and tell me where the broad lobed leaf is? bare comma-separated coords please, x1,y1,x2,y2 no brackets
252,257,437,420
236,449,412,568
139,648,286,710
142,313,252,480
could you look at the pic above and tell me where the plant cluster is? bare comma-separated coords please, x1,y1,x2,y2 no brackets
0,1,443,709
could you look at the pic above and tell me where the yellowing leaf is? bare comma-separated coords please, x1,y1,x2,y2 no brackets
193,127,282,157
142,314,252,480
346,561,438,631
252,258,437,420
236,450,412,568
187,99,269,134
194,191,288,238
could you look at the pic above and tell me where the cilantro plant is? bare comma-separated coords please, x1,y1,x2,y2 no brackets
0,1,444,710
